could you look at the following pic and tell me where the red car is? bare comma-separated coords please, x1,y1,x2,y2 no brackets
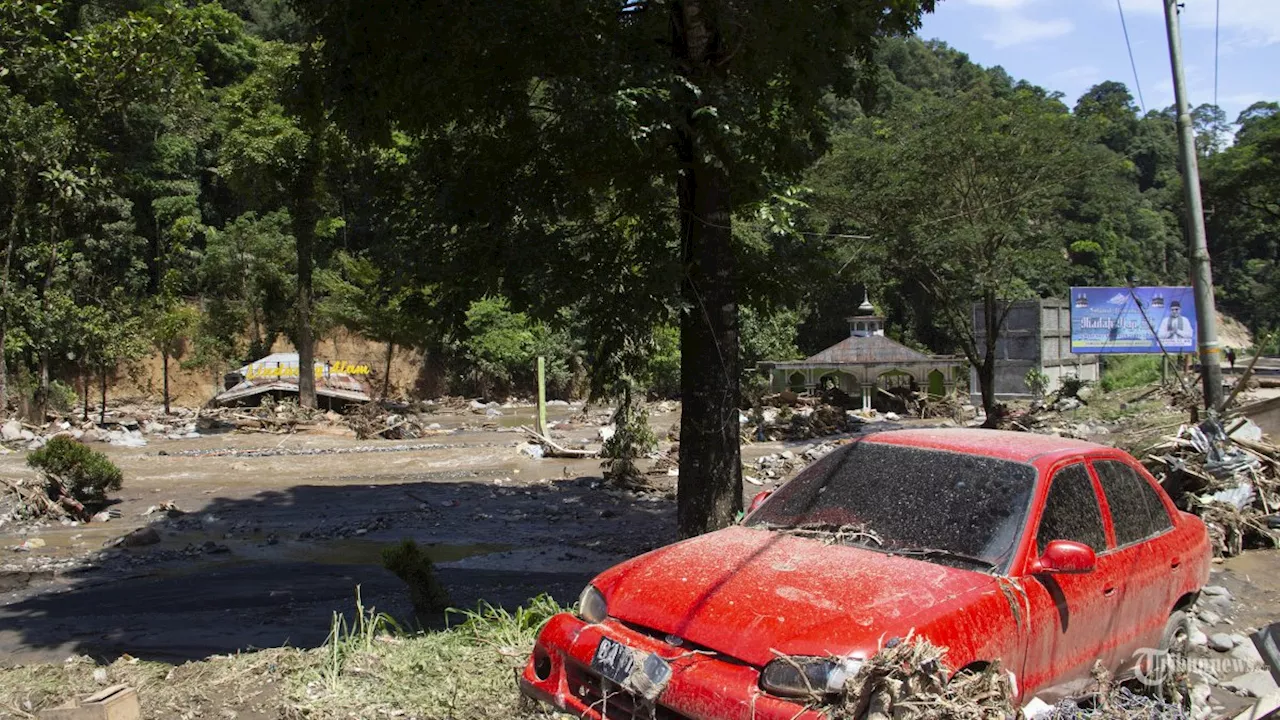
520,429,1211,720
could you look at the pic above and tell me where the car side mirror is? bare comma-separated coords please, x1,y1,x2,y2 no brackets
1031,540,1096,575
748,490,774,514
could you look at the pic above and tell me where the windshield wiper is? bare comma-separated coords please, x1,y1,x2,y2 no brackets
887,548,995,570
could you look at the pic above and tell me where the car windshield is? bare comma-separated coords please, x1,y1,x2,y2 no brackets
745,440,1037,571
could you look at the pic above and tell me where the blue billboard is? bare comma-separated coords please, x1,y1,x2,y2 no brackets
1070,286,1198,354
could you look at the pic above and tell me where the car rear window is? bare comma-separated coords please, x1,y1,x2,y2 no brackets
1093,460,1174,546
745,440,1036,569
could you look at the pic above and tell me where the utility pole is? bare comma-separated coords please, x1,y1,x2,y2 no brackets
1163,0,1224,412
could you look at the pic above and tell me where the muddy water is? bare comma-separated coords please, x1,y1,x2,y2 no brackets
0,403,874,665
0,406,683,664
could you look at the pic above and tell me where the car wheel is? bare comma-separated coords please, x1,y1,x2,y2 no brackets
1153,610,1191,706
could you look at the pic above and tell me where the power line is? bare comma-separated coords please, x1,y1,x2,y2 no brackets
1116,0,1147,113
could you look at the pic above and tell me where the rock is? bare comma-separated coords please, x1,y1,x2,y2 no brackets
547,400,570,407
884,412,901,421
779,450,795,461
19,429,35,441
144,421,167,434
1208,633,1236,652
1076,386,1095,402
1,419,22,441
110,527,161,549
92,667,109,685
1188,622,1209,648
1054,397,1082,412
81,428,100,442
1202,594,1233,615
91,511,112,523
1202,585,1232,599
1229,639,1265,667
14,538,47,551
1198,609,1223,626
118,418,139,429
597,425,616,442
517,443,545,459
1221,670,1279,698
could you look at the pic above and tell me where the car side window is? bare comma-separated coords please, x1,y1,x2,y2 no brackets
1037,463,1107,555
1094,460,1174,546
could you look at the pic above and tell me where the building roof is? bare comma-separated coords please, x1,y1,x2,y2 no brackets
802,334,936,365
213,353,372,406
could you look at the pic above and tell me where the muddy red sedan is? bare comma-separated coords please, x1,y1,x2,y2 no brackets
520,429,1211,720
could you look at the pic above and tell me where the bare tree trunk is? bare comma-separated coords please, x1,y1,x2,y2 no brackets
162,350,171,415
673,0,741,539
383,341,394,399
99,367,107,425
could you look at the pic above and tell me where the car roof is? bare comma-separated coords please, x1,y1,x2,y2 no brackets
861,428,1109,465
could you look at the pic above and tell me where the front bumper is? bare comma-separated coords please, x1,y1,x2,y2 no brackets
520,612,826,720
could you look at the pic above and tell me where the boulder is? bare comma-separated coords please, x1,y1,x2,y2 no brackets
1,419,23,441
1209,633,1237,652
1229,638,1265,667
1222,670,1279,698
1198,609,1223,626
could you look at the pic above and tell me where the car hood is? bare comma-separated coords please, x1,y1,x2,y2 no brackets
594,526,998,667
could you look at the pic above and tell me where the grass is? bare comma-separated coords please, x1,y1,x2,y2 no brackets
0,593,570,720
1099,355,1163,393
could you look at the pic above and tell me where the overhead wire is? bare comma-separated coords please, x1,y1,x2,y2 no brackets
1116,0,1147,113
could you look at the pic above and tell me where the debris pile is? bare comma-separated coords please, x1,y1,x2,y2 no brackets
828,635,1015,720
344,403,446,440
1142,418,1280,557
747,441,841,485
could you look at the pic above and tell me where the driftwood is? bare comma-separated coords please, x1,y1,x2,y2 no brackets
519,425,598,458
0,477,85,521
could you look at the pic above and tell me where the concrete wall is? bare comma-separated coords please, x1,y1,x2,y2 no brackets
970,299,1101,403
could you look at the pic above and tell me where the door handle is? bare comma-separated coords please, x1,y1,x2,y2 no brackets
1171,558,1181,570
1104,586,1117,597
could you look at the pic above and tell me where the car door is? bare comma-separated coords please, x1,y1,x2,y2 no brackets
1019,460,1123,701
1091,458,1179,668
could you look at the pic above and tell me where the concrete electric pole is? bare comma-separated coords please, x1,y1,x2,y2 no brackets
1163,0,1224,412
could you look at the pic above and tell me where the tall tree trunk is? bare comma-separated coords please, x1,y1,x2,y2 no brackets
99,367,107,425
162,350,171,415
382,341,394,399
672,0,742,539
979,293,1001,427
32,238,58,423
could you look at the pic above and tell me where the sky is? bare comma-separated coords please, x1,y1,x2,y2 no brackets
917,0,1280,126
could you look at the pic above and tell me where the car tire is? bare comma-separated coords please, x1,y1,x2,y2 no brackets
1159,609,1190,656
1153,610,1192,706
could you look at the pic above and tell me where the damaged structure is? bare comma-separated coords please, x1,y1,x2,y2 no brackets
971,298,1101,404
758,297,963,411
214,352,372,410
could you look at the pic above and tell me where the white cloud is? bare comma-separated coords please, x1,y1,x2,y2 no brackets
1051,65,1100,84
983,13,1074,48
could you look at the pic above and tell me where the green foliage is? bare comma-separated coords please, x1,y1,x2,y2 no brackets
380,540,451,616
47,380,79,413
1024,369,1050,400
601,380,659,487
1100,356,1162,393
459,296,569,399
642,325,681,399
1058,375,1093,401
27,436,123,505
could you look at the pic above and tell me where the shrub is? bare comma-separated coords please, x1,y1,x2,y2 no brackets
1024,369,1050,400
381,540,451,616
48,380,80,414
601,381,658,487
26,436,123,506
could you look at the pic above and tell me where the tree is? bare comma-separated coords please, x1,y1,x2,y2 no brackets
151,300,199,415
813,86,1088,421
317,251,427,399
297,0,936,537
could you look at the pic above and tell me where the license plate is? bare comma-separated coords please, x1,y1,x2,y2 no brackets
590,636,673,702
590,636,635,685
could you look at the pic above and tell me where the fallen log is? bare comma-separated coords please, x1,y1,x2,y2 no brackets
519,426,598,459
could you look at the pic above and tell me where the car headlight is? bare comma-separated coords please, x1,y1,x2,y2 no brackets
577,584,608,623
759,656,864,698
